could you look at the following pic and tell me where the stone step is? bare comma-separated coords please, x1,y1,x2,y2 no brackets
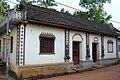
0,73,6,80
65,65,84,74
73,67,84,72
66,69,76,74
92,64,105,69
0,77,7,80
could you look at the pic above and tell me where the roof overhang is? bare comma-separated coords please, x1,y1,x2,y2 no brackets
27,19,118,37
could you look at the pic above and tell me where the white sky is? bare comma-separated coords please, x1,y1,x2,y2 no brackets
8,0,120,29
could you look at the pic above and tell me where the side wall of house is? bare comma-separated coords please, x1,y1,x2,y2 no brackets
25,24,65,65
89,35,117,59
97,36,117,65
104,36,116,58
0,26,17,70
117,39,120,58
10,27,18,70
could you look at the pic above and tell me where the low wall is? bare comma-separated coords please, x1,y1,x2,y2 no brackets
17,62,73,78
97,58,118,65
80,60,93,69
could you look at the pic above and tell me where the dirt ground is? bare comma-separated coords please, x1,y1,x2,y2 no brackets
40,64,120,80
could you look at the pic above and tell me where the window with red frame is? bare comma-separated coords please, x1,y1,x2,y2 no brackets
39,34,55,54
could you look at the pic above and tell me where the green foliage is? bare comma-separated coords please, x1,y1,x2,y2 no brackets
74,11,88,19
117,60,120,64
16,0,36,4
74,0,112,25
60,8,71,15
0,0,9,22
8,69,24,80
15,0,37,11
79,0,111,10
37,0,57,8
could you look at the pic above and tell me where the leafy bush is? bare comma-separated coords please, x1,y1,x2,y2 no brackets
8,69,23,80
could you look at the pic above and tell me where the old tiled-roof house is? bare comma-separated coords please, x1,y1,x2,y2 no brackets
0,2,119,78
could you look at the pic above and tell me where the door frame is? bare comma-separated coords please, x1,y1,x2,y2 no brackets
92,43,98,62
72,41,80,65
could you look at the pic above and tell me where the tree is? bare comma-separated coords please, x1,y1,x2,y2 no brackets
0,0,8,22
74,11,88,19
16,0,36,4
37,0,57,8
15,0,36,11
79,0,111,10
60,8,71,15
74,0,112,24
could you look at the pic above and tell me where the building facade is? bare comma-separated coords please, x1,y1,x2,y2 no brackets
0,2,119,78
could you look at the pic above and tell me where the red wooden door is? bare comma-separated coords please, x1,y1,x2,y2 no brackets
73,41,80,64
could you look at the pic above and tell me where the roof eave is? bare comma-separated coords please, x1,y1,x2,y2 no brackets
27,19,118,37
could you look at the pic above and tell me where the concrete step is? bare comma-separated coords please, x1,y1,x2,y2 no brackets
73,67,84,72
0,77,7,80
66,69,76,74
0,73,6,80
92,64,105,69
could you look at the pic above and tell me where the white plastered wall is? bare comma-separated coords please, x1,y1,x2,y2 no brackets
69,31,86,61
104,36,116,58
89,34,101,60
10,27,17,70
118,40,120,58
0,26,17,70
25,24,65,65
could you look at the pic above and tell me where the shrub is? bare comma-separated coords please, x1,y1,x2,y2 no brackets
8,69,23,80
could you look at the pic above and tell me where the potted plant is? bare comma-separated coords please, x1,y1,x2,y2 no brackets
86,55,90,60
101,54,105,59
64,56,70,62
101,46,105,58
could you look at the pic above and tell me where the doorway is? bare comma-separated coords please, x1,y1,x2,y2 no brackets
73,41,80,65
92,43,98,62
3,38,5,60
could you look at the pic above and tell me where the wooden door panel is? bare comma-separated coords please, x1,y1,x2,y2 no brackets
92,43,97,62
73,42,80,64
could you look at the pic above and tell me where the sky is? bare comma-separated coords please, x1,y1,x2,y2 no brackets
7,0,120,29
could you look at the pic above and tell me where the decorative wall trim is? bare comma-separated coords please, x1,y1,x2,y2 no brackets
16,24,25,65
86,33,90,58
101,36,105,57
65,30,69,59
94,37,98,42
72,33,83,41
39,33,55,38
19,24,25,65
23,24,26,65
16,25,20,65
64,30,70,62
